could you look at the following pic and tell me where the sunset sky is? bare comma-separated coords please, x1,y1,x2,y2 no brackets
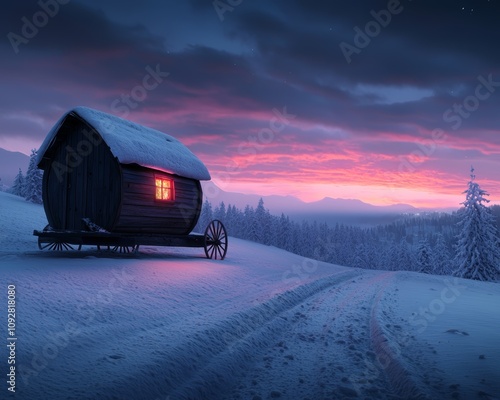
1,0,500,208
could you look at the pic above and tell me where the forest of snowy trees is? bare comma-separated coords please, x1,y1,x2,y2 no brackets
7,149,43,204
194,170,500,281
195,199,458,273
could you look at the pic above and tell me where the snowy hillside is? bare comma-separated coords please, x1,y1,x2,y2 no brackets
0,191,499,400
0,148,29,187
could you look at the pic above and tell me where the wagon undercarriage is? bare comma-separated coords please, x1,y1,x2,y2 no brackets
33,220,228,260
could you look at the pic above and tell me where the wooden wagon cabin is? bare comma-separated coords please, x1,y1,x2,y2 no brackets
34,106,228,259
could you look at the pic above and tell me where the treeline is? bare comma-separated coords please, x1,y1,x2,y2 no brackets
7,149,43,204
194,198,500,275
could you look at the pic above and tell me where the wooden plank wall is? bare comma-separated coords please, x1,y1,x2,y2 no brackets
114,165,202,235
43,117,122,231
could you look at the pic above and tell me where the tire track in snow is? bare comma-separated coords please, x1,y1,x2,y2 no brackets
104,269,362,399
224,271,403,399
370,286,428,399
226,271,434,400
369,275,441,399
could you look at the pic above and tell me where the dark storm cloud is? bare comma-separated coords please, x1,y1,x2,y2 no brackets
214,0,500,100
0,1,171,121
1,0,164,53
268,0,500,83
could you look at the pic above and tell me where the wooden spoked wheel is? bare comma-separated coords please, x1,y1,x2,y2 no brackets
204,220,228,260
38,238,82,251
110,245,139,254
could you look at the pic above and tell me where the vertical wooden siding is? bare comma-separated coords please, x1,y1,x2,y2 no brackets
42,117,122,231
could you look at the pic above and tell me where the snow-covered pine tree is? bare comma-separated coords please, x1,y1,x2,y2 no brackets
24,149,43,204
252,198,271,245
397,237,416,271
432,234,452,275
10,168,25,197
224,204,237,236
194,199,213,233
245,200,263,244
417,238,433,274
214,201,226,222
453,167,500,281
240,205,253,241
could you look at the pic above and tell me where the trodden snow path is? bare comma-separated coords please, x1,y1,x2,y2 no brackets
220,270,439,400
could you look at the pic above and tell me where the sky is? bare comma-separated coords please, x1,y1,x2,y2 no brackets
1,0,500,209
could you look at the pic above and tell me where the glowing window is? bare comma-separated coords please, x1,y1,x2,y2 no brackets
155,177,174,201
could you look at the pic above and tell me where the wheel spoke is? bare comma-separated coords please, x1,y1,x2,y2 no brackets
214,221,220,238
110,245,137,254
217,246,223,259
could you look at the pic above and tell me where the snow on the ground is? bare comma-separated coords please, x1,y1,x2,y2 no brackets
0,192,48,252
381,272,500,399
0,191,499,400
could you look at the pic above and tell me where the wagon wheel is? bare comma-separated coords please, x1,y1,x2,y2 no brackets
110,245,139,254
204,220,228,260
38,237,82,251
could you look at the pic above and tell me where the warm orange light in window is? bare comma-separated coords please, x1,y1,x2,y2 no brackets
155,178,174,201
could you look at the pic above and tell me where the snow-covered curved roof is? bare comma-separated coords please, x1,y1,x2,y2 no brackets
37,106,211,181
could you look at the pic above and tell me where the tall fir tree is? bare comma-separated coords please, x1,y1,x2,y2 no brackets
417,239,433,274
24,149,43,204
433,234,452,275
214,201,226,222
195,199,213,232
453,167,500,281
10,168,25,196
397,237,416,271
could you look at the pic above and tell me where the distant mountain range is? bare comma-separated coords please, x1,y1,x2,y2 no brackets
201,181,417,216
0,148,29,187
200,182,432,227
